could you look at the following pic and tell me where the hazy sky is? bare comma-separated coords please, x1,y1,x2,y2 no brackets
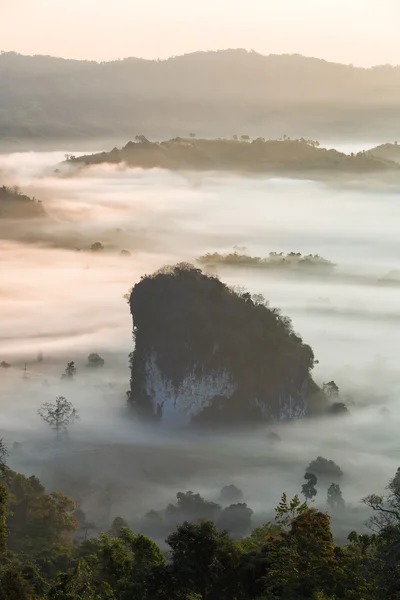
1,0,399,65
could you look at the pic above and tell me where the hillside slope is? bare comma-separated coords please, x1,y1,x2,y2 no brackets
1,50,400,144
69,137,399,175
0,186,46,219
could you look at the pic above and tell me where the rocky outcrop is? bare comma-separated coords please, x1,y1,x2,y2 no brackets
128,264,317,426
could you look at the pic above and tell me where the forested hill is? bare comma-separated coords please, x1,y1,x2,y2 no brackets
0,186,46,219
1,50,400,144
369,142,400,163
68,137,399,174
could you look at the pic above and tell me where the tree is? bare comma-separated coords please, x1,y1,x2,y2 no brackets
166,521,239,600
219,484,243,504
307,456,343,480
165,491,220,524
363,467,400,531
240,134,250,141
62,361,76,380
302,472,318,502
0,439,8,469
38,396,78,439
5,470,77,555
274,493,307,529
189,132,196,138
0,361,11,369
323,380,339,400
135,135,149,144
90,242,104,252
86,353,105,369
0,484,7,555
47,559,103,600
217,502,253,537
327,483,345,510
110,517,128,538
233,134,238,141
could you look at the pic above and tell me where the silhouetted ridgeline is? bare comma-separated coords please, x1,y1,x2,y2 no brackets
128,264,319,425
2,50,400,144
68,137,398,174
0,186,46,219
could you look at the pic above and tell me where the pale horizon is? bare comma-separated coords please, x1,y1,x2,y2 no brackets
1,0,399,67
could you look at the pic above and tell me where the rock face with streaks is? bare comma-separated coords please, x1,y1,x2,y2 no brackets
128,264,317,426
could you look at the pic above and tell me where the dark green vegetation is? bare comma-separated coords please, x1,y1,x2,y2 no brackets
0,186,46,219
2,50,400,145
68,137,398,175
306,457,344,480
197,251,336,271
369,142,400,164
128,264,318,423
3,451,400,600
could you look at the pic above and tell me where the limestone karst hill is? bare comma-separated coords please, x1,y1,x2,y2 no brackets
128,263,319,426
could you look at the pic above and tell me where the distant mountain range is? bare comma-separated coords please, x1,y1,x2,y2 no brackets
1,50,400,147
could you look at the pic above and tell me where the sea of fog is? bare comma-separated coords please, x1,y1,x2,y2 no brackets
1,150,400,540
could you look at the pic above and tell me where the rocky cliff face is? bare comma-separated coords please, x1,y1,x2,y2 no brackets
128,264,317,426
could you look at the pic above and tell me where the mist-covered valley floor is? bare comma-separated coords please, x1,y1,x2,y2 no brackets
2,150,400,544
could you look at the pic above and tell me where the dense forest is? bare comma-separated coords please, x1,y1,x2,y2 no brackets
2,50,400,145
2,443,400,600
67,137,398,175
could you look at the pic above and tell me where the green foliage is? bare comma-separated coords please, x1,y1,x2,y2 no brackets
48,559,114,600
0,483,7,554
274,493,308,529
263,508,337,599
4,465,400,599
4,468,77,556
166,520,240,600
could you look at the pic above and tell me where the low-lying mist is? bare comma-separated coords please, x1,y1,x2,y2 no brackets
1,150,400,543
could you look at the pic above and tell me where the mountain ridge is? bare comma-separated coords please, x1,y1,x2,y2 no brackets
1,49,400,145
